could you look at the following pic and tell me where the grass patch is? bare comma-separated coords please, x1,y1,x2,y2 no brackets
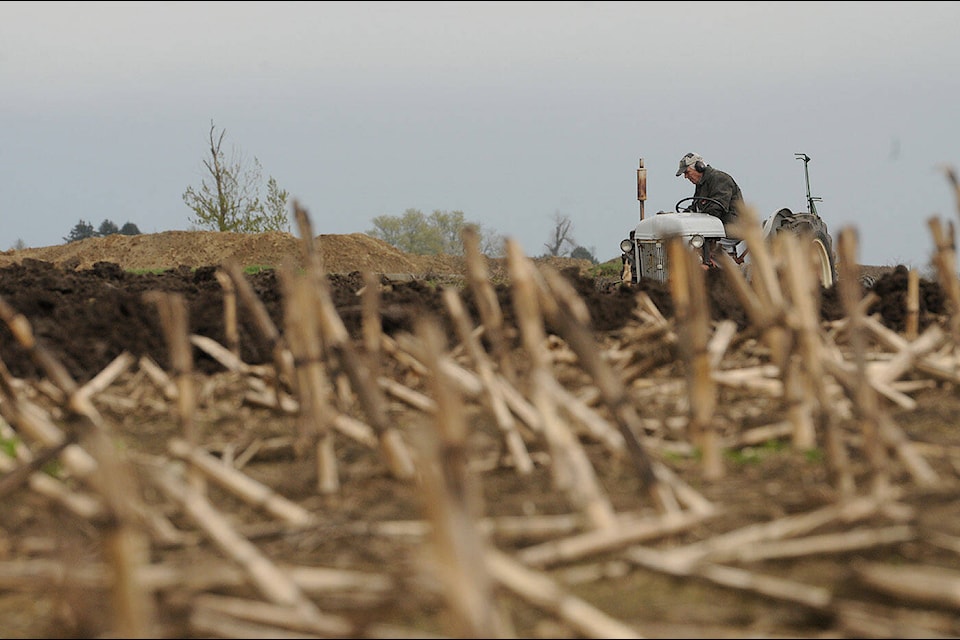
725,439,790,464
724,439,825,467
589,258,623,279
0,436,19,458
128,264,276,276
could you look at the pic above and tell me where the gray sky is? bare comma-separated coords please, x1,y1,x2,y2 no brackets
2,1,958,267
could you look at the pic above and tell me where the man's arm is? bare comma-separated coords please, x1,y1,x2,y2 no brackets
695,172,736,218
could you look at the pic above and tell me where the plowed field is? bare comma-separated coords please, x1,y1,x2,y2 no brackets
0,230,957,639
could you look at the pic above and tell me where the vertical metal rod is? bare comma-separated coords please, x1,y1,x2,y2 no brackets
637,157,647,221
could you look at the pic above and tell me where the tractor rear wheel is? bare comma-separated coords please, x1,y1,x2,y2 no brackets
778,213,837,288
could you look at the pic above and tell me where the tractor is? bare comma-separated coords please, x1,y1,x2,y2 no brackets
619,153,837,288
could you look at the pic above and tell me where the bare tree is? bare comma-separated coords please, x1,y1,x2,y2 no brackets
182,121,290,233
543,211,576,257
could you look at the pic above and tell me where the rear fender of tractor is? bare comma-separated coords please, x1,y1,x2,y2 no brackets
765,209,837,288
760,207,795,240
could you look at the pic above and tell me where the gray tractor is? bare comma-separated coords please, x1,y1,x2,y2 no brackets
619,153,837,288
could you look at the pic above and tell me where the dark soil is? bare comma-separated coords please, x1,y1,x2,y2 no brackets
0,258,942,385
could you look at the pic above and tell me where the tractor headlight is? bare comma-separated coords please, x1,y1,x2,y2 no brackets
688,235,705,249
620,238,634,253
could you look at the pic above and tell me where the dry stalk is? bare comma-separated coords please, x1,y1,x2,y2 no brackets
517,508,716,568
378,375,437,412
0,294,84,403
948,164,960,218
243,382,379,449
389,331,543,440
485,547,642,638
0,373,97,478
167,437,313,525
506,239,618,529
0,425,101,519
411,315,507,638
707,319,738,368
777,234,818,450
876,414,939,486
0,292,156,637
74,351,136,404
294,204,416,481
825,351,916,410
189,334,248,373
546,380,626,454
927,216,960,344
837,227,892,492
0,383,182,550
222,259,296,398
462,225,517,383
626,546,833,611
190,592,354,637
536,264,674,512
854,560,960,609
906,267,920,340
145,291,201,490
487,549,643,638
361,271,383,362
862,317,946,385
214,267,240,358
149,463,324,623
667,236,722,479
442,287,535,474
278,265,339,493
380,332,431,376
718,524,914,563
729,204,786,312
643,487,903,571
710,366,782,393
138,354,178,400
726,207,792,370
834,598,957,638
717,249,767,324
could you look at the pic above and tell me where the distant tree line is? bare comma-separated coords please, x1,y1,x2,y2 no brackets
367,209,505,257
64,219,142,243
56,121,601,263
367,208,598,262
181,121,598,262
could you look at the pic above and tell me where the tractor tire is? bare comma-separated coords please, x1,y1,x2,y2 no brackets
777,213,837,288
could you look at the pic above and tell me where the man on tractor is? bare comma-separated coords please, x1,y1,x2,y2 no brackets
676,152,745,262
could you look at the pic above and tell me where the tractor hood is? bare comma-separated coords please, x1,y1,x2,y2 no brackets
633,211,726,241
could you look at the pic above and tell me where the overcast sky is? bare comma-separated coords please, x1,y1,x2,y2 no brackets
2,1,958,267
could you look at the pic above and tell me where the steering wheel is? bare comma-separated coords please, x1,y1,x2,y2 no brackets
676,196,725,214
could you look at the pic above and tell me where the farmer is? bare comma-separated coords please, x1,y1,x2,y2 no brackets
676,152,744,258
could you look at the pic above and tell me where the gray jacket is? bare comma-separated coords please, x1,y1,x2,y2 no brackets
692,165,743,230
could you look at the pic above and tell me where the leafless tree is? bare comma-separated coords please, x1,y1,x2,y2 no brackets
543,211,576,257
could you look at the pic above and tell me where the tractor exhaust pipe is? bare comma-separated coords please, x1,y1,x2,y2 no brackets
637,157,647,221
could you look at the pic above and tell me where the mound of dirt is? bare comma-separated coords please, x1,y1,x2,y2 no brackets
0,231,433,274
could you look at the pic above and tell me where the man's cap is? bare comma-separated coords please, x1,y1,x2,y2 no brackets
676,152,705,177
